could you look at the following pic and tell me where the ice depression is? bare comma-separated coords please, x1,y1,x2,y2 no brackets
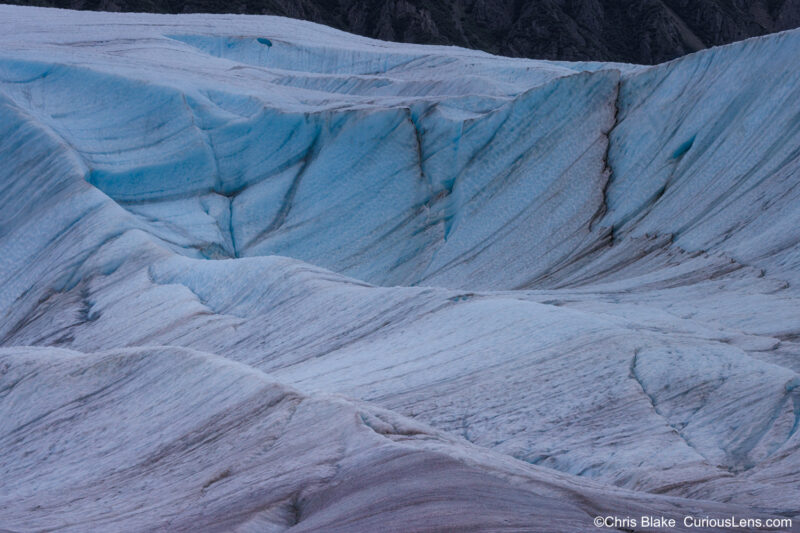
0,4,799,532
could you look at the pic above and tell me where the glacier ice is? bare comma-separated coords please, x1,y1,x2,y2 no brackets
0,4,799,531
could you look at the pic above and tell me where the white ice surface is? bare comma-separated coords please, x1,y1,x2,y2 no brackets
0,5,799,531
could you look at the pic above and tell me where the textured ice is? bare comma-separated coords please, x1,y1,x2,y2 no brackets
0,5,799,531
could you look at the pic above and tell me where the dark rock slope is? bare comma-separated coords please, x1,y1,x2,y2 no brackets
5,0,800,63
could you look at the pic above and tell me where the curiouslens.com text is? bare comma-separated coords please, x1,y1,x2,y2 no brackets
593,515,793,530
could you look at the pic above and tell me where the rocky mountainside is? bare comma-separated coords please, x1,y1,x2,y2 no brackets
5,0,800,63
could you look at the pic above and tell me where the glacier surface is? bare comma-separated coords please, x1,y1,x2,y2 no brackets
0,5,799,531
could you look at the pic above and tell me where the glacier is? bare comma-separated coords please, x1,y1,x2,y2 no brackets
0,4,799,531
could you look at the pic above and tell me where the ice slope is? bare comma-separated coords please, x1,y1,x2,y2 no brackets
598,30,800,289
0,4,799,531
1,346,780,532
0,5,627,289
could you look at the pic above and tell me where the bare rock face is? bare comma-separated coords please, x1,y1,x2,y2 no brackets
5,0,800,63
